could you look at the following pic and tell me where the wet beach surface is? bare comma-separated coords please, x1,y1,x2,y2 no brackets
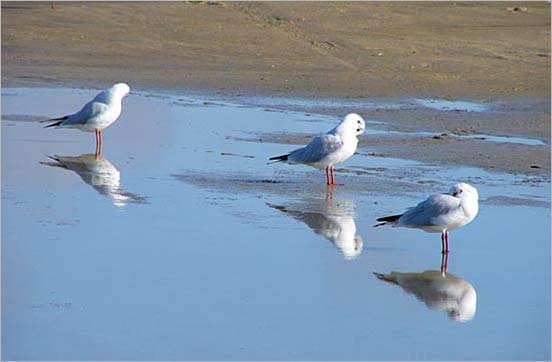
2,88,550,360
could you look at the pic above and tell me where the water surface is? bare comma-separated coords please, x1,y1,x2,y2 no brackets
2,88,550,360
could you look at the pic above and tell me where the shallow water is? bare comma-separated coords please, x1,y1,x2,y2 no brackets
2,88,550,360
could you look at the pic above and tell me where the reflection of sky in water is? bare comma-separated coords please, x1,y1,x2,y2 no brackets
1,88,550,360
359,127,546,146
231,95,489,112
415,98,488,112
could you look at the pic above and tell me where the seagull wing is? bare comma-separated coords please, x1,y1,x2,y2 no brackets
289,133,343,164
62,100,110,126
399,194,460,227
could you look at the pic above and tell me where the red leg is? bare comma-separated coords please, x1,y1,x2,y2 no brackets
95,129,99,155
330,166,335,185
445,231,450,253
325,166,331,185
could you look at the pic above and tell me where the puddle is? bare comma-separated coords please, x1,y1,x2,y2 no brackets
415,98,488,112
446,132,547,146
2,88,550,361
237,96,489,113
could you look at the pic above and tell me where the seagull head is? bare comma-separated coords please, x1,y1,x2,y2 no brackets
450,182,478,200
111,83,131,98
335,113,365,136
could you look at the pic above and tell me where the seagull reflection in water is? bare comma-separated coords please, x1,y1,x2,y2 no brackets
374,253,477,322
268,189,363,260
41,153,146,207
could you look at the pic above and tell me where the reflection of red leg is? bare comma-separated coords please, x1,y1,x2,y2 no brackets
95,129,100,158
326,186,333,200
440,252,449,273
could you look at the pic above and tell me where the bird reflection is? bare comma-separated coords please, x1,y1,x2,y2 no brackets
41,153,146,207
268,190,363,259
374,253,477,322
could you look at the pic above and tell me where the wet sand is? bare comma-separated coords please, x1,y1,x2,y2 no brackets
1,1,550,176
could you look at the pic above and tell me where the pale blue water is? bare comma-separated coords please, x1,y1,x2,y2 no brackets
414,99,488,112
2,88,550,360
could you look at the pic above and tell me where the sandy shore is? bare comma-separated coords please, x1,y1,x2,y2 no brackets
2,1,550,176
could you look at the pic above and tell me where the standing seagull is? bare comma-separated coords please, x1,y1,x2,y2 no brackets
374,183,479,253
269,113,365,185
43,83,130,156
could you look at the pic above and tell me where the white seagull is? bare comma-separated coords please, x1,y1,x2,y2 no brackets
43,83,130,155
374,182,479,253
269,113,366,185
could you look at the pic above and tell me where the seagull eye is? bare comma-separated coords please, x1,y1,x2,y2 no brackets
357,120,361,124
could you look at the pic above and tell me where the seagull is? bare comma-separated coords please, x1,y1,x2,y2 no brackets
269,113,366,185
374,182,479,253
374,255,477,322
43,83,130,156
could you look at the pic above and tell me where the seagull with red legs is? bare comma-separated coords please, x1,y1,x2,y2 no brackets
374,183,479,254
43,83,130,157
269,113,366,185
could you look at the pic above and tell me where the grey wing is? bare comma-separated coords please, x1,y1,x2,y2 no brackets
289,134,343,164
399,194,460,227
63,100,109,126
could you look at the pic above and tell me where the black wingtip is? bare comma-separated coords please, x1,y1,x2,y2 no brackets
376,214,402,223
373,214,402,227
43,116,68,128
44,120,65,128
269,154,289,162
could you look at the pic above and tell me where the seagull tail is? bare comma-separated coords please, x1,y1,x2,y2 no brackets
43,116,68,128
373,214,402,227
267,153,289,164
